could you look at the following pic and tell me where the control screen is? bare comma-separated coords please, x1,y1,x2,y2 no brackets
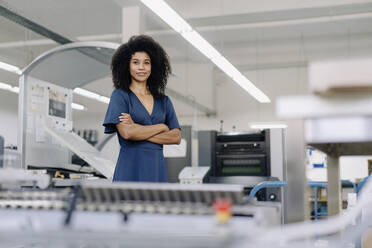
48,89,66,118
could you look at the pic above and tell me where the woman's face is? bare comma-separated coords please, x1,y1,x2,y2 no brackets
129,51,151,83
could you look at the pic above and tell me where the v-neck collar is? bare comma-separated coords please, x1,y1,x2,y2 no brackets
129,89,155,117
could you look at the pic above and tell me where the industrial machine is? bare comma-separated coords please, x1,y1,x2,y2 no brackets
17,42,119,181
0,168,370,248
209,131,271,178
0,170,282,248
197,129,285,202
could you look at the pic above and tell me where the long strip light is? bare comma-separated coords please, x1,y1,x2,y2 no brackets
73,88,110,104
71,103,86,111
141,0,270,103
0,61,22,75
0,82,86,111
0,82,19,93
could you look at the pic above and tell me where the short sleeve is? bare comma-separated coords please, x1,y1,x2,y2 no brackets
165,96,180,130
103,89,129,134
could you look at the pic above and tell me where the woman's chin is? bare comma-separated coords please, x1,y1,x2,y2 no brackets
133,77,148,83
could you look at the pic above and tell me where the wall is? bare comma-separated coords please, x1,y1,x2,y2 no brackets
178,66,308,131
340,156,371,181
167,61,215,116
0,90,18,147
0,109,18,147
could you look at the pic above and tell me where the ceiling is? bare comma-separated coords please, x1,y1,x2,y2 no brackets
1,0,372,118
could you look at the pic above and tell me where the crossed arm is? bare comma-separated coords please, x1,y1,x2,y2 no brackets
115,113,181,145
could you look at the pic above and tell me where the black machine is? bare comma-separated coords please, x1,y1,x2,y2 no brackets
198,130,282,201
214,131,270,177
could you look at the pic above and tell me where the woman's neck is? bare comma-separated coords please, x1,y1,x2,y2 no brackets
130,80,149,95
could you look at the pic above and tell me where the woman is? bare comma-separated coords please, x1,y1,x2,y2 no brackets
103,35,181,182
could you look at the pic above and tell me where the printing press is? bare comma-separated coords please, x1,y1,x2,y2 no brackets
198,129,285,202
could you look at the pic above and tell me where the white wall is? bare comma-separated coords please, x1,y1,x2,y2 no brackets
0,109,18,147
340,156,371,181
178,66,308,131
168,61,215,114
0,90,18,147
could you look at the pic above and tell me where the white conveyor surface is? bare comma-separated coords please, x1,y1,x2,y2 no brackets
44,126,115,179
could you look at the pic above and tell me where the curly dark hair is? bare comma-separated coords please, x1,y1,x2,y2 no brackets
111,35,171,98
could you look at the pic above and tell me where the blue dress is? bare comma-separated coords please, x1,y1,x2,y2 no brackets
103,89,180,182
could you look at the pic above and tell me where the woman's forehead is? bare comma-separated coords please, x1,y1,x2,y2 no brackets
131,51,150,60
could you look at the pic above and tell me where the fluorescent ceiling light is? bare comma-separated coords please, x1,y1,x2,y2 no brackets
0,82,19,93
71,103,86,111
0,81,85,110
211,56,241,79
98,96,110,104
141,0,270,103
250,123,288,129
0,61,22,75
9,86,19,93
73,87,109,104
181,31,221,59
73,87,100,99
141,0,192,33
234,74,271,103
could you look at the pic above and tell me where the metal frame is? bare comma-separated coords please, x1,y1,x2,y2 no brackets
22,41,120,78
0,4,71,44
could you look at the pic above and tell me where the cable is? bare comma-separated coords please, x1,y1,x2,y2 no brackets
64,184,81,226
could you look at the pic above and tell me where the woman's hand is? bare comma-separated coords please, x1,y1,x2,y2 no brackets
159,124,170,132
118,114,168,132
116,115,170,141
119,113,134,124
